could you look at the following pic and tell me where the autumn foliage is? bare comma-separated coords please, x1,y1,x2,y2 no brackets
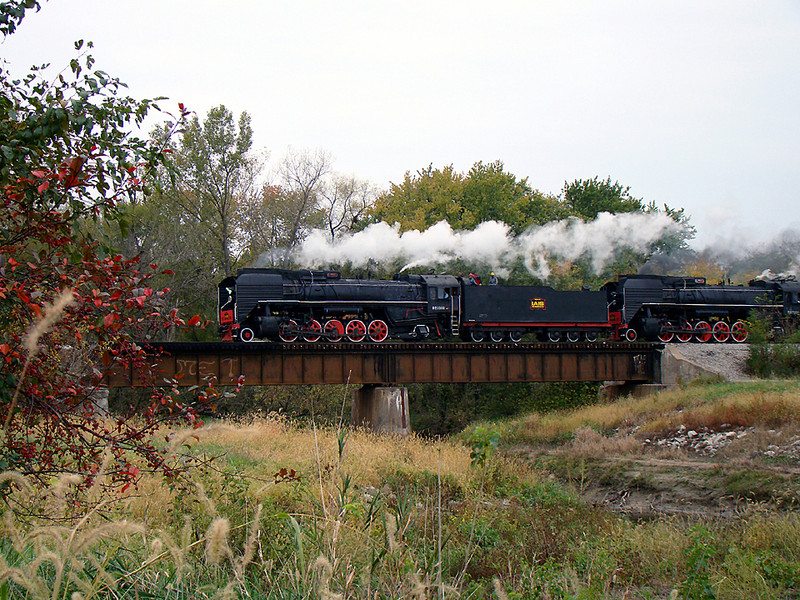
1,34,201,490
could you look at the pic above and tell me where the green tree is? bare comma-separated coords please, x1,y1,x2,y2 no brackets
369,164,465,232
165,105,262,277
562,176,643,220
367,161,564,234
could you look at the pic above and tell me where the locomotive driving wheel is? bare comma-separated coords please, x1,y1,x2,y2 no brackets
731,320,748,343
657,323,675,343
302,319,322,343
693,320,713,343
346,319,367,342
279,319,299,343
712,321,730,343
324,319,345,342
675,320,693,343
368,319,389,342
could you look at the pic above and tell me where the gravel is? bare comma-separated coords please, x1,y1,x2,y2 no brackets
667,343,753,382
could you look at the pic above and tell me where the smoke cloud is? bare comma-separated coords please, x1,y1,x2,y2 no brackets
296,212,682,280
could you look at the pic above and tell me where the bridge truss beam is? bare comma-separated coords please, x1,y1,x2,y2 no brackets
103,342,660,388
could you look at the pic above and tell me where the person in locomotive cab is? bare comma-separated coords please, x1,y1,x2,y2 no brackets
468,273,477,285
489,272,498,285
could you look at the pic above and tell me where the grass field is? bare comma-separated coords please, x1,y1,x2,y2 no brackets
2,380,800,598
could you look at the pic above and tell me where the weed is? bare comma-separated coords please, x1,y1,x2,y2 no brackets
677,526,717,600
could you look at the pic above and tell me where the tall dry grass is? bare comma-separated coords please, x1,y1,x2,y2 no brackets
4,380,800,598
492,380,800,445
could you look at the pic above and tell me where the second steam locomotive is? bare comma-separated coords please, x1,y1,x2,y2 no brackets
218,269,800,344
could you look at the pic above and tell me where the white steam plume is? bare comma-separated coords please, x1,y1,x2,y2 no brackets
296,212,682,280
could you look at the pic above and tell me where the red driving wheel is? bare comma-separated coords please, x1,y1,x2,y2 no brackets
279,319,298,343
731,321,748,343
368,319,389,342
302,319,322,342
657,323,675,343
676,320,693,343
324,319,344,342
346,319,367,342
712,321,730,343
694,320,712,343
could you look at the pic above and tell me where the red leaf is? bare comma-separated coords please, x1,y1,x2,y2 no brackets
0,344,9,355
103,312,117,328
31,170,46,178
37,180,50,193
187,315,201,326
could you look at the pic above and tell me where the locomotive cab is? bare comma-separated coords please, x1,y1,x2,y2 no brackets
783,285,800,315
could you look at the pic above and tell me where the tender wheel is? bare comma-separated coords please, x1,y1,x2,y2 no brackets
469,329,486,343
712,321,730,343
675,320,693,343
302,319,322,343
368,319,389,342
567,331,581,343
731,321,748,343
346,319,367,342
693,320,712,343
585,331,599,343
624,328,638,342
278,319,299,343
240,327,256,342
324,319,344,342
509,331,524,343
547,330,562,343
489,330,505,343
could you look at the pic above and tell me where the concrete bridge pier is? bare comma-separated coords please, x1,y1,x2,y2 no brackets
351,385,411,436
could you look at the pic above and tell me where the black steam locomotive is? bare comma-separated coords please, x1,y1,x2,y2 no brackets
218,269,800,343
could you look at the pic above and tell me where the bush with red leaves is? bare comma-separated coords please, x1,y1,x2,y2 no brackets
1,12,202,492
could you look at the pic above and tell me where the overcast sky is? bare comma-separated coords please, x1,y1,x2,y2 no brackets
3,1,799,248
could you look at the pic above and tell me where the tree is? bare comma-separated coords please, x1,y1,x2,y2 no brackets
165,105,262,277
239,148,330,267
562,176,643,220
461,160,557,233
368,161,562,234
274,147,331,250
1,21,203,489
368,164,465,232
318,174,377,241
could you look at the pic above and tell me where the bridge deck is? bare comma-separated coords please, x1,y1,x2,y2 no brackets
103,341,660,387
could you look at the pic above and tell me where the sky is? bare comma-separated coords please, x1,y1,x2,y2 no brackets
2,0,799,249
